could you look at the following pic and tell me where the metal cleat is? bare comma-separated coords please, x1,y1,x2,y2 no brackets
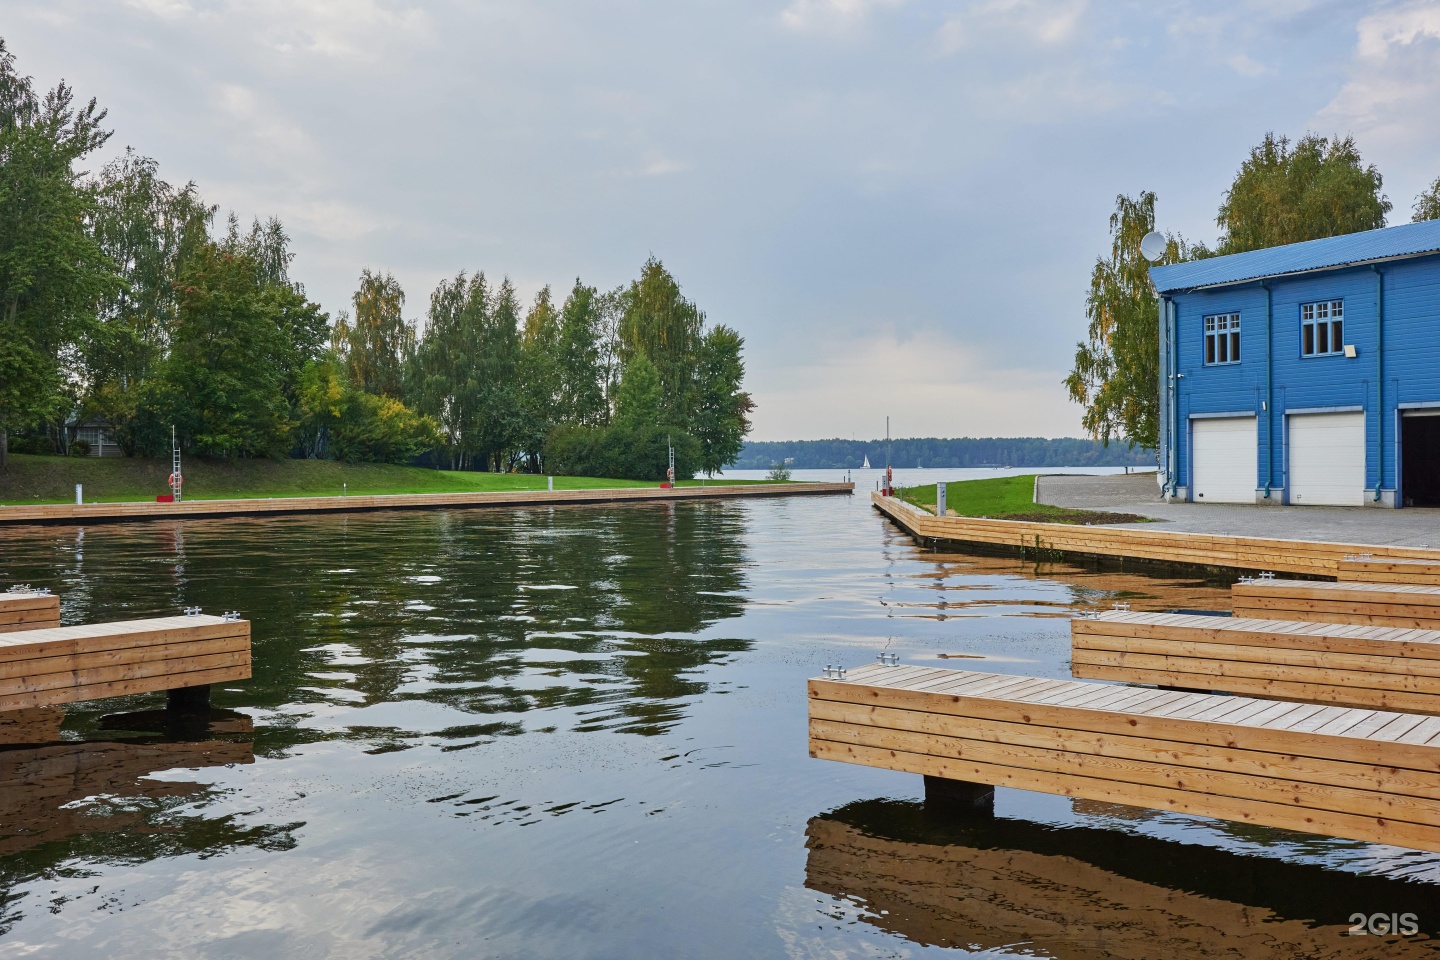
184,606,202,617
875,652,900,667
222,611,242,622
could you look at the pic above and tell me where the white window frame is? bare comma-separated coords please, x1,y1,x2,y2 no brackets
1300,299,1344,357
1203,312,1241,365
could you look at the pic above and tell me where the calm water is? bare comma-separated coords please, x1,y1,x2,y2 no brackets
0,488,1436,958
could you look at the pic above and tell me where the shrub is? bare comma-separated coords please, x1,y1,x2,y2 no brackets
544,423,698,481
70,439,91,457
331,391,442,464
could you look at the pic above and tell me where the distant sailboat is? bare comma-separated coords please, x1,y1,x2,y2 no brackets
862,455,871,469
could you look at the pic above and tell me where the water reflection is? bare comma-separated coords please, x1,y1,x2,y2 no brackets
0,496,1433,956
0,504,752,744
806,799,1439,956
0,708,272,935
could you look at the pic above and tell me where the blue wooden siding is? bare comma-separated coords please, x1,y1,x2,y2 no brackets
1169,251,1440,502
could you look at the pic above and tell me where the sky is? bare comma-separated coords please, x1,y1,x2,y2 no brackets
5,0,1440,441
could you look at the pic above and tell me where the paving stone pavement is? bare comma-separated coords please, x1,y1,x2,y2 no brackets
1035,473,1440,548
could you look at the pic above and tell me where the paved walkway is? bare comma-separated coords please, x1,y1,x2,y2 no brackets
1035,473,1440,548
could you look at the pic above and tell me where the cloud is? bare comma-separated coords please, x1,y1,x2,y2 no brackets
1316,1,1440,189
939,0,1089,53
780,0,903,33
126,0,435,62
1227,53,1267,76
748,329,1080,440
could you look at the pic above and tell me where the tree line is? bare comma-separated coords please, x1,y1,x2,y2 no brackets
0,37,752,478
1067,132,1440,450
734,437,1152,470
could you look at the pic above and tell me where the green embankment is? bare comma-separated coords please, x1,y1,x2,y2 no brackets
897,475,1150,524
0,455,768,505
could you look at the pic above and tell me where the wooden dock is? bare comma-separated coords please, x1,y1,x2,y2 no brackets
0,590,60,632
1072,610,1440,714
0,481,853,527
808,663,1440,852
872,491,1440,577
0,614,251,712
1339,556,1440,585
1234,577,1440,628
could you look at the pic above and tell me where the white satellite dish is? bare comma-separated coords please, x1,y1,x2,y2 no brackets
1140,231,1168,262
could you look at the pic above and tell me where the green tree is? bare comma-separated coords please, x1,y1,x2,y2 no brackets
331,390,440,464
619,257,702,426
480,277,522,469
1065,192,1188,448
1216,133,1390,254
0,38,113,469
413,270,486,468
516,286,563,470
133,242,293,457
615,354,665,428
295,354,346,459
1414,176,1440,222
85,148,214,436
691,325,753,475
337,269,412,399
556,279,607,426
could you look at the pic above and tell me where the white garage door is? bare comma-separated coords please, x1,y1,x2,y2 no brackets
1192,417,1257,503
1289,412,1365,506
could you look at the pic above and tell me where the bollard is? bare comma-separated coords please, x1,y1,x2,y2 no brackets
75,483,83,505
548,476,554,491
936,481,946,517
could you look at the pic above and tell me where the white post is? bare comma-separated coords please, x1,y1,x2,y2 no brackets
548,476,554,491
75,483,82,505
936,481,946,517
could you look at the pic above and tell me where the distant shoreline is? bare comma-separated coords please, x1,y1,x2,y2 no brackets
734,437,1154,471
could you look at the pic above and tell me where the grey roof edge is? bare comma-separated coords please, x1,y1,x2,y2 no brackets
1149,219,1440,294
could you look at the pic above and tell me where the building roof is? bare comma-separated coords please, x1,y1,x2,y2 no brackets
1149,219,1440,294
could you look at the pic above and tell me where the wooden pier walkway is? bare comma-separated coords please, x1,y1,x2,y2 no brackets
0,614,251,712
0,590,60,633
0,482,852,527
1072,610,1440,714
1234,577,1440,628
872,490,1440,577
809,663,1440,852
1339,556,1440,585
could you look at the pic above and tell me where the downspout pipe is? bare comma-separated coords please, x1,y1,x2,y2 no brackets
1263,283,1273,498
1373,266,1385,502
1165,297,1179,498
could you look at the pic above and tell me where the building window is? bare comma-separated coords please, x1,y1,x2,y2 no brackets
1301,300,1344,357
1203,313,1241,365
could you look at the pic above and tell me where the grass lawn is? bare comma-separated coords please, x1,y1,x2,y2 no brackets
0,454,772,505
897,474,1150,524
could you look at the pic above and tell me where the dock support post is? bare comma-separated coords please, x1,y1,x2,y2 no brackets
923,775,994,815
166,684,211,715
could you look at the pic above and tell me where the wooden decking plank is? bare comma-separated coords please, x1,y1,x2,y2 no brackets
810,719,1440,825
0,662,251,712
808,700,1440,801
809,739,1440,853
0,635,248,682
1073,663,1440,717
1076,634,1440,678
1072,649,1440,696
808,671,1440,771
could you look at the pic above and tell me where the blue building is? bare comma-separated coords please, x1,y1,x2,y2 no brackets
1151,219,1440,508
